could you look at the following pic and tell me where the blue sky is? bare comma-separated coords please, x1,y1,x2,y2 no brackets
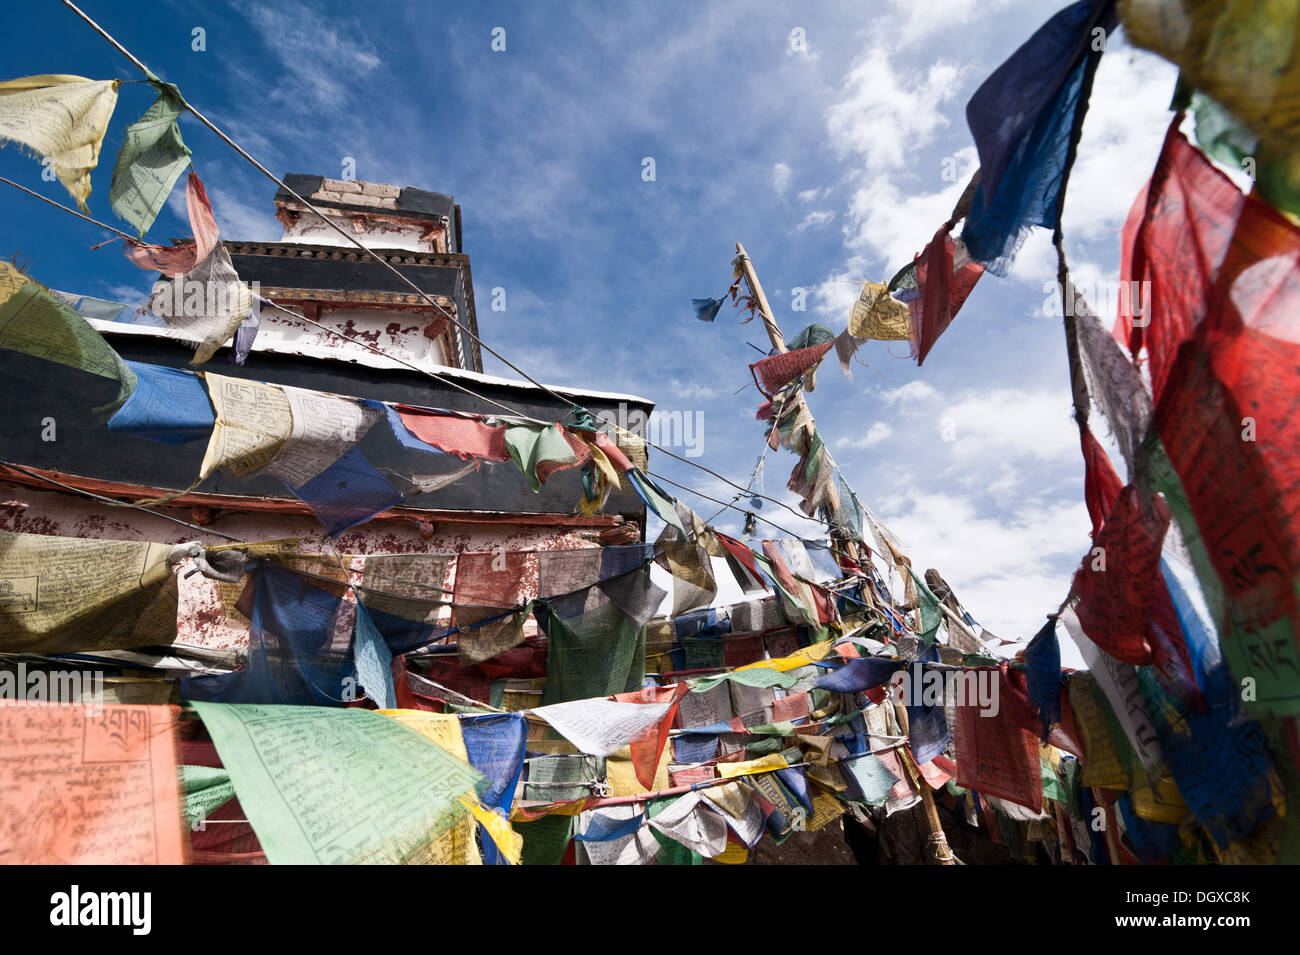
1,1,1189,655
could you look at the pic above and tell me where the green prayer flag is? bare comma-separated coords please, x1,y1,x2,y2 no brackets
1188,89,1300,221
905,564,942,647
687,666,803,694
540,599,645,704
110,78,191,238
504,422,578,492
518,813,574,866
190,702,484,864
0,263,136,411
181,764,236,828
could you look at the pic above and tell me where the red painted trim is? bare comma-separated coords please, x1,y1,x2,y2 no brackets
0,465,621,528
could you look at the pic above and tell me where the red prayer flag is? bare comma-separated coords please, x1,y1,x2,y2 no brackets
909,224,984,366
1071,485,1168,666
1115,123,1245,401
1080,424,1123,539
954,670,1043,814
612,683,690,789
748,342,834,398
396,405,510,461
123,172,220,276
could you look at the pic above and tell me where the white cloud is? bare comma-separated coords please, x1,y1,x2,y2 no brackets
771,162,792,196
206,185,283,242
887,0,1019,48
940,387,1077,463
797,187,825,203
841,146,978,268
877,490,1088,640
796,210,835,231
874,380,939,407
671,379,722,400
234,0,383,109
836,421,892,449
826,50,965,171
1060,36,1180,243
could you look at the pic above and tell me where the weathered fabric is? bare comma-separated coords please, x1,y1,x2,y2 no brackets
659,541,717,616
966,0,1115,204
0,74,119,209
848,281,911,342
124,171,220,276
749,341,834,398
908,225,984,366
0,262,137,410
148,241,253,365
962,0,1116,272
110,76,191,236
192,702,483,865
1121,0,1300,182
503,422,582,492
953,674,1044,814
538,599,645,705
1071,485,1168,665
1025,618,1062,739
1187,88,1300,220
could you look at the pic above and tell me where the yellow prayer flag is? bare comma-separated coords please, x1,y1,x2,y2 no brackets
736,638,833,673
0,75,119,210
1121,0,1300,160
717,753,788,779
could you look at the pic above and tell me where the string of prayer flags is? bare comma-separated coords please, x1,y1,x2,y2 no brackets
192,702,485,864
908,225,984,365
109,74,192,237
0,74,120,210
124,171,220,276
0,261,138,410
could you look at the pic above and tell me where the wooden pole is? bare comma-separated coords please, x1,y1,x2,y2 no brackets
892,698,955,865
734,241,862,566
735,242,787,354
